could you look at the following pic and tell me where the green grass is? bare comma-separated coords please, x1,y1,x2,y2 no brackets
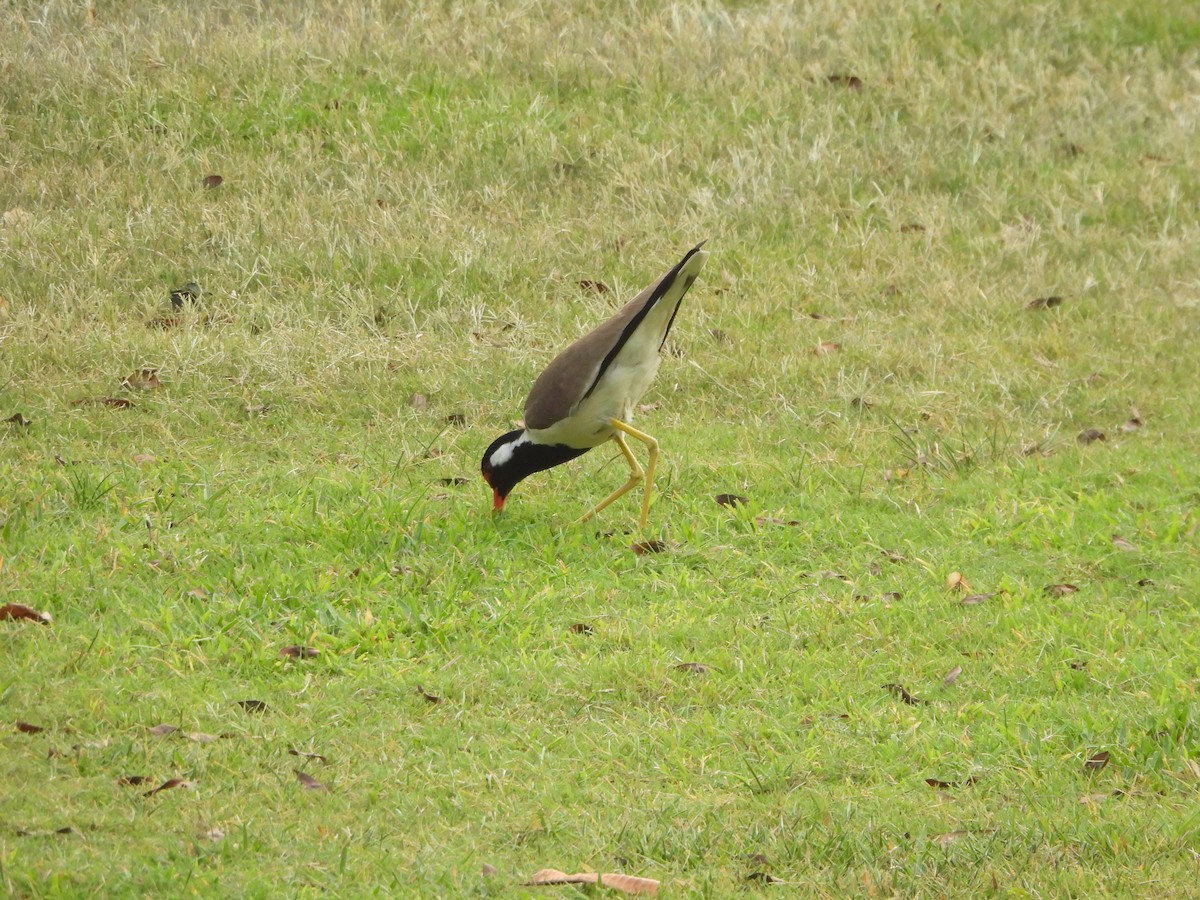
2,0,1199,895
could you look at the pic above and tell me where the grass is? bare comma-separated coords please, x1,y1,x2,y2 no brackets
2,0,1199,895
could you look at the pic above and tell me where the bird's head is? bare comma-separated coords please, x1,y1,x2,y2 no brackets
480,428,528,512
481,429,591,514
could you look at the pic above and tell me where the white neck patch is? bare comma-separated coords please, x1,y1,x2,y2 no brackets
489,431,531,469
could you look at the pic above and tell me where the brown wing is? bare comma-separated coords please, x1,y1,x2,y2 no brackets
523,243,706,430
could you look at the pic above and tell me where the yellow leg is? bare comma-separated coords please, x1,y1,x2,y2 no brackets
578,419,660,530
578,431,643,523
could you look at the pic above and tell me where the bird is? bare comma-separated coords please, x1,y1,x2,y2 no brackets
481,241,709,529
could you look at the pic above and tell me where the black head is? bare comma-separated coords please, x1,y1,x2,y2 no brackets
481,429,589,511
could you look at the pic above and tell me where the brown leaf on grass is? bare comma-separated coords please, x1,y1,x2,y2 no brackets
714,493,748,508
673,662,711,675
827,74,864,90
416,685,441,704
568,623,594,635
482,862,498,878
881,591,902,602
131,453,156,465
236,699,269,713
1137,578,1154,587
288,748,329,764
408,392,428,411
709,327,732,343
925,775,980,789
1111,535,1138,552
1077,428,1106,444
143,777,193,797
198,824,225,841
578,280,610,294
631,539,668,555
117,775,149,786
295,770,328,791
814,341,841,355
1068,659,1089,670
16,721,45,734
147,723,179,736
0,603,53,624
900,223,926,234
960,592,994,606
1026,295,1065,310
278,645,319,659
942,665,963,687
6,412,30,427
747,872,783,883
123,368,161,391
99,397,135,408
446,412,467,426
202,174,223,189
945,572,971,593
885,683,926,705
1045,583,1079,597
1084,750,1110,772
526,869,659,895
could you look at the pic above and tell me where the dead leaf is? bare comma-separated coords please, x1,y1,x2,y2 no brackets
714,493,748,508
1136,578,1154,587
408,393,427,411
288,748,329,764
1077,428,1106,444
1045,583,1079,597
526,869,659,895
437,477,469,486
1084,750,1110,773
295,770,327,791
278,645,319,659
881,591,902,602
960,592,993,606
747,872,783,883
925,775,980,789
900,223,926,234
123,368,161,391
1111,535,1137,552
0,603,53,624
147,724,179,736
578,280,610,294
709,328,732,343
1027,295,1065,310
143,777,193,797
827,74,864,90
236,699,269,713
168,282,200,309
673,662,711,675
131,453,156,465
15,721,45,734
942,666,963,687
5,413,30,427
482,863,498,878
117,775,149,786
885,683,926,705
945,572,971,593
416,685,441,704
631,539,669,555
198,825,225,841
814,341,841,355
446,412,466,426
1068,660,1088,670
202,174,223,189
568,623,594,635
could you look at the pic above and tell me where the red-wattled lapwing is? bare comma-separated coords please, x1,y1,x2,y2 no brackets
481,241,709,528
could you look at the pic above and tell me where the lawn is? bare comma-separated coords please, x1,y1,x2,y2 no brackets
2,0,1199,895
